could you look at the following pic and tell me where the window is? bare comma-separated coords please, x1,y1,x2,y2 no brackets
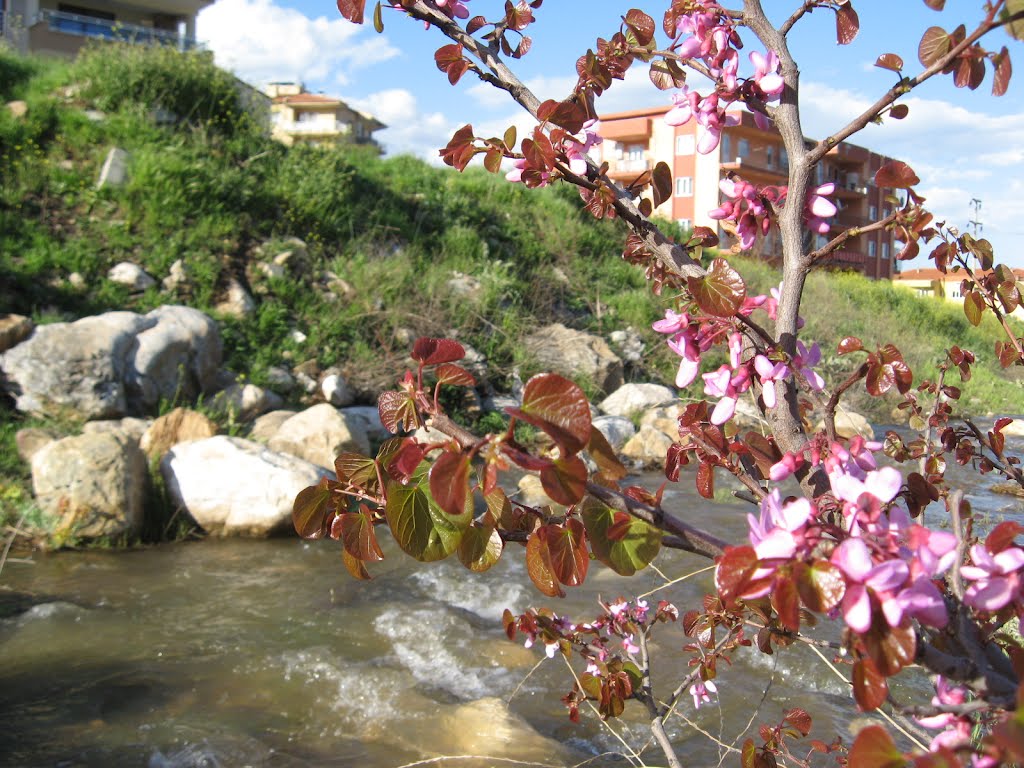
297,111,316,123
627,144,644,161
882,242,890,260
675,176,693,197
868,241,877,258
780,148,789,169
766,146,775,169
951,285,962,299
721,134,732,161
816,164,825,184
675,134,695,155
678,218,692,231
869,205,878,220
738,138,750,158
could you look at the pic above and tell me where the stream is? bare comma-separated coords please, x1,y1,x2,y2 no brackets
1,450,1022,767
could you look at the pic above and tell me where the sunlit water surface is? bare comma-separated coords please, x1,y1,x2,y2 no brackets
1,437,1021,767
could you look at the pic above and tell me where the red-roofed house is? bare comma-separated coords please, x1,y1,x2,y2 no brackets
266,82,384,150
893,266,1024,318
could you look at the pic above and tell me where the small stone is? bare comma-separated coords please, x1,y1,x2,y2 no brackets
320,370,353,407
215,278,256,318
140,407,218,460
107,262,157,292
162,259,189,293
264,366,295,393
68,272,86,289
96,147,129,189
258,262,287,281
621,425,674,469
0,314,33,353
7,100,27,119
289,329,307,344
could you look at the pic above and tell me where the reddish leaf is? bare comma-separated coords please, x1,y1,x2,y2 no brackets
339,507,384,561
378,390,420,434
716,545,762,606
963,290,985,326
986,521,1024,553
525,528,566,597
848,724,904,767
993,46,1013,97
429,449,473,523
784,708,813,737
337,0,366,24
838,336,864,354
853,657,889,711
466,14,487,34
771,576,801,632
292,477,334,539
696,461,715,499
796,560,846,613
889,104,910,119
587,426,628,481
835,3,860,45
388,440,426,484
440,124,477,171
864,621,916,676
540,455,588,505
435,363,476,387
649,59,687,90
624,9,655,45
537,99,587,134
875,53,904,72
342,548,372,580
923,0,944,8
506,373,591,454
688,258,746,317
538,518,589,586
435,43,468,85
875,161,920,188
412,337,466,365
743,432,780,479
335,452,378,491
652,161,672,208
918,26,951,67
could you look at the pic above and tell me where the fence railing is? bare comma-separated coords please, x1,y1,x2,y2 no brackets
30,8,198,50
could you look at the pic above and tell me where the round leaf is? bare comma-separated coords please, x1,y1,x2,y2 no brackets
540,455,588,505
292,478,334,539
457,523,504,573
525,528,565,597
687,258,746,318
411,337,466,365
506,373,591,454
581,496,662,576
847,724,904,767
538,518,589,587
385,479,462,562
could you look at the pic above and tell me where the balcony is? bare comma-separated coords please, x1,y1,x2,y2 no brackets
276,120,351,135
31,9,198,49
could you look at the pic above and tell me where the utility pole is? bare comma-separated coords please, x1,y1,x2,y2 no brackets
969,198,983,237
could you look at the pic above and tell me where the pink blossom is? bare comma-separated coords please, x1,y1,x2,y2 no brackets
753,354,789,408
433,0,470,19
750,50,784,98
805,183,837,235
769,451,804,482
748,490,813,560
792,341,825,391
916,677,966,730
702,364,751,425
622,634,640,655
831,537,909,633
665,88,699,127
689,679,718,709
961,544,1024,611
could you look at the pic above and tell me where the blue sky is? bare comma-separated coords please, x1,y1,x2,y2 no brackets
196,1,1024,269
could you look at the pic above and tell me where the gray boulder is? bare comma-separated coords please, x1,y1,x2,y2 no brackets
247,409,297,444
82,416,151,445
161,436,326,537
0,307,222,420
205,383,283,423
599,383,675,419
621,425,675,469
592,415,636,452
524,324,623,395
269,404,371,468
32,432,147,541
139,408,218,460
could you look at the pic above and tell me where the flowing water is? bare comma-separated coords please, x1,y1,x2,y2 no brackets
1,444,1022,768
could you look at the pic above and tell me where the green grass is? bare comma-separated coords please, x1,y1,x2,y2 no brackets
0,43,1021,545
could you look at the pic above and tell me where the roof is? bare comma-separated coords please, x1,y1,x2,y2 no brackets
894,266,1024,281
273,93,343,106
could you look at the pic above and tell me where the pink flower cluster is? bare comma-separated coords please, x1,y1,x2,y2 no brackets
916,677,998,767
708,176,838,251
505,122,602,186
962,542,1024,611
664,3,784,153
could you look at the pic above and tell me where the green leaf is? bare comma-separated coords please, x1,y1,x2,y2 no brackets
687,258,746,317
342,548,372,580
918,26,950,67
385,478,462,562
581,496,661,576
372,0,383,32
506,373,591,454
538,518,589,586
292,477,334,539
587,426,628,481
457,522,504,572
503,125,517,152
964,289,985,326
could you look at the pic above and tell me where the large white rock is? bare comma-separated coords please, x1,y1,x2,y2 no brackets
161,436,326,537
621,425,675,468
269,403,372,468
599,383,675,418
32,432,147,541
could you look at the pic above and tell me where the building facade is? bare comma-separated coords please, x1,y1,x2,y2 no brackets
893,266,1024,318
1,0,210,55
594,106,899,279
266,82,385,151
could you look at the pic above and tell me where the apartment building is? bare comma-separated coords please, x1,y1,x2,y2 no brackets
266,82,385,151
594,106,899,279
893,266,1024,318
1,0,210,55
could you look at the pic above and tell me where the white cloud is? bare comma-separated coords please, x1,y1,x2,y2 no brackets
349,88,458,161
197,0,399,88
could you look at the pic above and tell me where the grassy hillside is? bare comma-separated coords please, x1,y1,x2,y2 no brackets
1,43,1020,537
